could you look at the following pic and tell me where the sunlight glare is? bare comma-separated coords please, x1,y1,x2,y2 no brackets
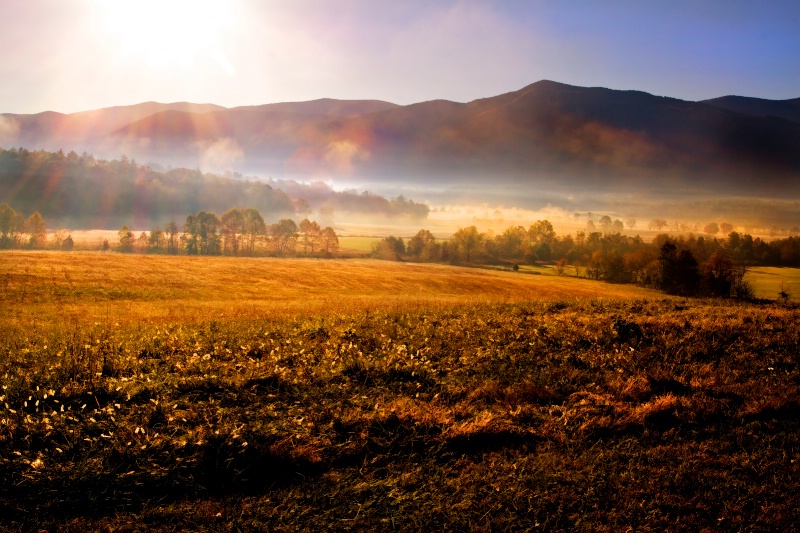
95,0,233,70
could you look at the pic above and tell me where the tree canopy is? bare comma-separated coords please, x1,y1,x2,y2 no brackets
0,147,429,229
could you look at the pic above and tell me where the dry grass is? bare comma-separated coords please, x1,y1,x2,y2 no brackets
0,251,659,328
1,252,798,531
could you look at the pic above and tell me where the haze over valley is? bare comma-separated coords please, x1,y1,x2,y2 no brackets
2,80,800,233
3,0,800,235
5,3,800,531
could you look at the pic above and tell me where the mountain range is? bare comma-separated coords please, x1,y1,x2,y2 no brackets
2,81,800,197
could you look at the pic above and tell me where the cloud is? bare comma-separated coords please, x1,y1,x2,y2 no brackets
0,116,20,145
198,137,244,172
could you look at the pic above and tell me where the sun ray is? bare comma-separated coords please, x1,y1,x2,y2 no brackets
93,0,233,70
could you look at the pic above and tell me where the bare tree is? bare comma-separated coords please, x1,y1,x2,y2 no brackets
778,281,791,303
52,228,67,249
0,204,25,248
299,218,322,254
118,225,134,252
136,232,148,253
270,219,298,254
25,211,47,248
148,228,165,252
555,258,567,276
242,208,266,255
320,226,339,255
165,221,179,254
221,208,245,255
184,211,222,255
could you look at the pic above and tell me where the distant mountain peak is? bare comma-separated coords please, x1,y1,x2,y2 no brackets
2,81,800,199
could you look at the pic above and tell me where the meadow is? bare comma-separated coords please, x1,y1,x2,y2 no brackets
745,266,800,300
1,251,798,531
0,251,658,328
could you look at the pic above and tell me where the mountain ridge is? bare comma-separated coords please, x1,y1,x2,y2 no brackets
701,95,800,124
2,82,800,197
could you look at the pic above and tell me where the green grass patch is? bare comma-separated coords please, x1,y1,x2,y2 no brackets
745,266,800,300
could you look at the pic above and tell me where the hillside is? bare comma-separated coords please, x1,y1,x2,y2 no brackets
330,81,800,192
1,102,225,149
702,95,800,124
3,81,800,198
0,147,433,229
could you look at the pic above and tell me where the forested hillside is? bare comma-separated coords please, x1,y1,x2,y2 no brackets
0,148,429,229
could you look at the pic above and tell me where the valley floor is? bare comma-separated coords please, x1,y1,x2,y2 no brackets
0,252,797,531
0,251,660,328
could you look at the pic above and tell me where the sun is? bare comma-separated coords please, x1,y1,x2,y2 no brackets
94,0,234,70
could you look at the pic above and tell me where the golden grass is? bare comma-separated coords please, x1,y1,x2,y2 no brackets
337,235,381,252
1,251,661,328
2,287,799,530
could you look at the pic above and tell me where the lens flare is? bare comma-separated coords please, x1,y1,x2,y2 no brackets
94,0,233,70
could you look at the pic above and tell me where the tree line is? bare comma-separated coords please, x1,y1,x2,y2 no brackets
0,147,429,230
0,203,339,256
371,222,799,298
116,208,339,256
580,214,800,239
0,204,70,250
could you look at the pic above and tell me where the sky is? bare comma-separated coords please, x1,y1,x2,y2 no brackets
1,0,799,115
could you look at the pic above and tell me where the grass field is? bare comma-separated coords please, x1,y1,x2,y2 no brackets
1,252,798,531
745,266,800,300
0,251,660,329
337,235,381,253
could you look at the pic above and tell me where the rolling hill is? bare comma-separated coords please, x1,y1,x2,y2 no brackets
1,102,225,149
2,81,800,196
702,95,800,124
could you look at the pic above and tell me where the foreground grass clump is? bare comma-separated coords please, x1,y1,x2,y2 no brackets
1,298,798,531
